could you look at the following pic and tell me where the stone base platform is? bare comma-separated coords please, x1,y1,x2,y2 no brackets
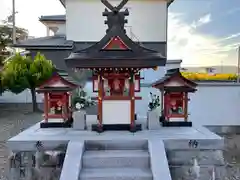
6,120,226,180
7,121,223,151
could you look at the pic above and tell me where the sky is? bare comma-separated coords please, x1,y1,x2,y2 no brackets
1,0,240,67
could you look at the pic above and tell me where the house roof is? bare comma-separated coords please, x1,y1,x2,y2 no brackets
57,69,81,86
39,15,66,22
13,35,73,49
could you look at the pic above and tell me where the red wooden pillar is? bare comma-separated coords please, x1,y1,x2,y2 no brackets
44,92,48,122
164,93,170,121
66,93,69,117
130,74,135,129
98,75,103,129
184,92,188,121
62,93,67,121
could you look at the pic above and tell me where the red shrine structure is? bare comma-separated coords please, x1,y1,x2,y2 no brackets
152,68,197,127
36,71,79,128
65,0,166,132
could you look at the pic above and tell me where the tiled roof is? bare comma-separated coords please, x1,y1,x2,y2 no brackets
57,70,81,86
39,15,66,22
14,35,73,49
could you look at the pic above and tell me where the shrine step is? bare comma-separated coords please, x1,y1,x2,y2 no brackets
83,150,150,168
80,168,152,180
85,140,148,150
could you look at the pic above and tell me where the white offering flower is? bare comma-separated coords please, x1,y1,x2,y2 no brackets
75,102,81,110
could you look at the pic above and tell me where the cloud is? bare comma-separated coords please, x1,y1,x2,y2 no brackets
167,13,237,67
220,32,240,41
191,14,212,29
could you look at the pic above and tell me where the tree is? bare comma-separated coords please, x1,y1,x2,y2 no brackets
0,71,5,95
0,20,28,65
2,52,54,111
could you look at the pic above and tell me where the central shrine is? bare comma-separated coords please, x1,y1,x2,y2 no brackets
65,0,166,132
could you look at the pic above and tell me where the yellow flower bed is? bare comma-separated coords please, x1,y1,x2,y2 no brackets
181,72,238,81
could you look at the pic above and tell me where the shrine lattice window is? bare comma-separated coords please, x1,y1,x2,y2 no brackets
168,93,184,115
49,93,64,115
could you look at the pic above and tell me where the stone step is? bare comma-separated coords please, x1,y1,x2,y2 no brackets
83,150,150,168
85,140,148,151
80,168,153,180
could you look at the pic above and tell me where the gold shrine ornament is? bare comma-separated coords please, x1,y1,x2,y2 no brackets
152,66,158,71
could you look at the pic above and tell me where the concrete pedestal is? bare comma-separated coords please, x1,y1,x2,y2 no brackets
73,111,86,130
147,109,161,130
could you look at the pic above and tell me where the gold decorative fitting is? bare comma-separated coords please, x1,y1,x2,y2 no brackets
132,97,135,100
99,97,102,100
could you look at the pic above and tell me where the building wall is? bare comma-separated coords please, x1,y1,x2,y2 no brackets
55,24,66,35
66,0,167,42
188,84,240,126
137,84,240,126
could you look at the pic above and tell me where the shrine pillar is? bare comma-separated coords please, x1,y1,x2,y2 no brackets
130,73,135,130
44,92,48,122
184,92,188,122
98,75,103,130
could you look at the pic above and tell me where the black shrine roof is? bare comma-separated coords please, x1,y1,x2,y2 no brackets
152,68,197,92
65,0,166,69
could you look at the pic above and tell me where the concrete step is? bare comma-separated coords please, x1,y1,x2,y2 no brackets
83,150,150,168
80,168,153,180
85,140,148,151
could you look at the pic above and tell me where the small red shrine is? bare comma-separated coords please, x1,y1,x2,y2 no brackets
65,0,166,132
152,68,197,127
36,71,78,128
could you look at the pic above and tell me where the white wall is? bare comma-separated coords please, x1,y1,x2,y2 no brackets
189,85,240,126
66,0,167,41
102,100,131,124
2,83,240,126
136,84,240,126
0,90,43,103
45,23,66,36
55,24,66,35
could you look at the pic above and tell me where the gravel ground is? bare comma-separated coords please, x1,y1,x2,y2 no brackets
0,104,240,179
0,104,42,178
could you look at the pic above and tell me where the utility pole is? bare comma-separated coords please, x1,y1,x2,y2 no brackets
237,46,240,83
12,0,16,45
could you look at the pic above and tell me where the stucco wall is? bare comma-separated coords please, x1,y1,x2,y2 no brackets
189,84,240,126
135,83,240,126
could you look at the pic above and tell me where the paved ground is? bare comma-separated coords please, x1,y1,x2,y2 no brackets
1,104,240,179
